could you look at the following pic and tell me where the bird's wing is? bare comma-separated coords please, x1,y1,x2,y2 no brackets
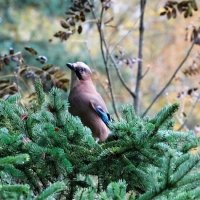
89,100,111,127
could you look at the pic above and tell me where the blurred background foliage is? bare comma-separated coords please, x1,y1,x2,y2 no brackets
0,0,200,133
0,0,73,66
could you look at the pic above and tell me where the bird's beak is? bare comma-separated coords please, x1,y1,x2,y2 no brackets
66,63,75,71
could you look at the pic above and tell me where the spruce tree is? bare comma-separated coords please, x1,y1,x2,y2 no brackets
0,80,199,199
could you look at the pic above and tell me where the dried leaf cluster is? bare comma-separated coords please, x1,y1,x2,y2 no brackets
54,0,112,41
0,47,69,101
183,53,200,77
177,87,198,98
54,0,92,41
185,25,200,45
160,0,198,19
0,48,23,69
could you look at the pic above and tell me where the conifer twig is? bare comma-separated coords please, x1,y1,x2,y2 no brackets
142,42,195,117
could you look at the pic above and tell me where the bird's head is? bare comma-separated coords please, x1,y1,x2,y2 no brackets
66,62,92,81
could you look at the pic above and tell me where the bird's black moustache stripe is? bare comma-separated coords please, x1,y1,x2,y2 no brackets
75,70,83,80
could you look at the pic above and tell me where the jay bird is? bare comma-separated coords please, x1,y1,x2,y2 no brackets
66,62,111,142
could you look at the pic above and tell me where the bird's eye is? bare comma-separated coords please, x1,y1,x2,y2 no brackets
79,68,84,73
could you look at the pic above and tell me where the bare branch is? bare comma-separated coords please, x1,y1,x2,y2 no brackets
134,0,147,113
88,0,138,116
114,64,136,98
109,5,140,52
89,4,119,119
110,29,135,55
98,25,136,99
142,42,195,117
95,5,136,99
108,54,136,99
141,66,149,79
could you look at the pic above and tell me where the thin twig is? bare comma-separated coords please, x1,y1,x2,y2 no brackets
134,0,147,113
97,27,136,98
108,54,136,98
141,66,149,79
142,42,195,117
110,29,135,54
97,8,136,99
177,92,200,131
99,9,120,119
110,9,141,54
89,4,119,119
88,0,137,116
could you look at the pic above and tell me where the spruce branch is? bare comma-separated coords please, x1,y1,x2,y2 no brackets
0,154,29,165
34,79,45,108
150,103,179,133
177,172,200,188
0,184,30,195
0,77,200,198
35,181,66,200
169,154,199,185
